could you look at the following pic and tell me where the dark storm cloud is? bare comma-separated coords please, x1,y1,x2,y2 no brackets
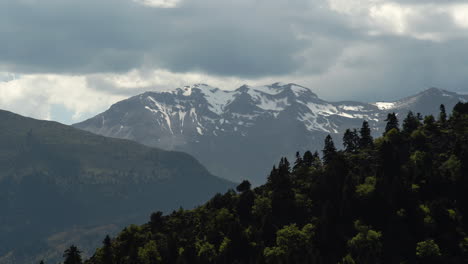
313,34,468,102
0,0,149,72
0,0,332,77
1,0,468,99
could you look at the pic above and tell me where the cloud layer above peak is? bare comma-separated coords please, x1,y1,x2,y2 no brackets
0,0,467,123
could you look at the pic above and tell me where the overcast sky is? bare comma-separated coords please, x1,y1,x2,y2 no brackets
1,0,468,124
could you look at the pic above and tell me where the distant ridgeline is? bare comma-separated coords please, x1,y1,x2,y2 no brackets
73,103,467,264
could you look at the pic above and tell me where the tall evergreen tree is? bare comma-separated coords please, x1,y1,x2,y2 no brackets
269,159,295,224
312,151,322,169
359,121,373,149
237,185,254,225
302,151,323,169
323,135,337,164
267,165,279,188
63,245,83,264
343,129,360,153
102,235,113,264
278,157,290,176
439,104,447,124
293,151,303,171
402,111,420,134
303,151,314,167
384,113,399,134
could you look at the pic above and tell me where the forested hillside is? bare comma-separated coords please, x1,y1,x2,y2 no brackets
0,110,233,264
83,103,468,264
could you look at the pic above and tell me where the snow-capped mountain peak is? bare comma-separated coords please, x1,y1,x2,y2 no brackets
80,84,468,144
74,84,468,184
82,83,389,150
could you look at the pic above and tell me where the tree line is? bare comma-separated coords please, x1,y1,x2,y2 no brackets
49,102,468,263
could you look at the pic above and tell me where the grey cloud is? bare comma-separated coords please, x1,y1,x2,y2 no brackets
85,76,154,96
390,0,466,3
1,0,468,104
314,35,468,102
0,0,334,77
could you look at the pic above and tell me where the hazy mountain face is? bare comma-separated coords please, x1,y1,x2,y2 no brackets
0,110,233,264
74,83,468,184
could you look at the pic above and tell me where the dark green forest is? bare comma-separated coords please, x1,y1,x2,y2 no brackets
0,110,233,263
63,103,468,264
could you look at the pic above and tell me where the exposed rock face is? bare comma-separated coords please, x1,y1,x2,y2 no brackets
75,83,468,184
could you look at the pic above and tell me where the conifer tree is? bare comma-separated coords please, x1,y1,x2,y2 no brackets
102,235,113,264
267,165,279,187
302,151,323,169
402,111,420,134
384,113,399,134
278,157,290,176
312,151,322,168
323,135,337,164
63,245,83,264
303,151,314,167
439,104,447,124
359,121,373,149
343,129,360,153
237,182,254,224
293,151,303,171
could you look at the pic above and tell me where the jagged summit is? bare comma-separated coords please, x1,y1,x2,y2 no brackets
88,83,376,136
74,84,468,184
163,82,316,99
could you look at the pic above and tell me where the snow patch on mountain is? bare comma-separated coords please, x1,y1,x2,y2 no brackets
136,83,387,135
73,84,468,185
374,102,396,110
77,83,467,144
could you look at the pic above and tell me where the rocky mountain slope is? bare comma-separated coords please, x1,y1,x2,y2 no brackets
0,110,233,264
74,83,468,184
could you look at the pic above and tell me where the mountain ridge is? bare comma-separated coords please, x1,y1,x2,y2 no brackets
83,102,468,264
74,83,468,184
0,109,234,264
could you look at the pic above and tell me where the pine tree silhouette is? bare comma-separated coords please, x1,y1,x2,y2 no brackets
63,245,83,264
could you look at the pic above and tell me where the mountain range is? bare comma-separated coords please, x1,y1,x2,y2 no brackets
74,83,468,184
84,101,468,264
0,110,233,264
